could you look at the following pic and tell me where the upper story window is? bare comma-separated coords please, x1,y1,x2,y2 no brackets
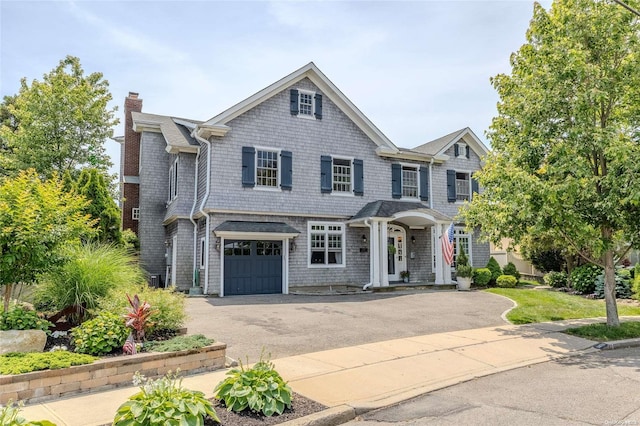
168,158,178,202
455,142,469,158
401,166,418,198
447,169,478,203
321,155,363,196
308,222,345,267
290,89,323,119
392,163,429,201
132,208,140,221
256,149,279,188
332,158,352,193
242,147,292,191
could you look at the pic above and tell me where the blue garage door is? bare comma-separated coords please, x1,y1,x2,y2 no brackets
224,240,283,295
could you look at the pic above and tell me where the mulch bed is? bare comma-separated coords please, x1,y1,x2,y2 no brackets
205,393,326,425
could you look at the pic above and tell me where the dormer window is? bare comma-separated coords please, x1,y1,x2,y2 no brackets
290,89,323,119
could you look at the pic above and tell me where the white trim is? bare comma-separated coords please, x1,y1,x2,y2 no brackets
387,224,406,282
399,162,420,201
206,208,349,220
454,227,473,266
171,235,178,288
431,127,490,159
214,231,299,240
219,237,225,297
307,221,346,268
297,89,316,119
330,155,354,195
255,146,281,189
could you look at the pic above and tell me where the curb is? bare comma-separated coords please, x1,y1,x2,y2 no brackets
594,337,640,350
279,405,357,426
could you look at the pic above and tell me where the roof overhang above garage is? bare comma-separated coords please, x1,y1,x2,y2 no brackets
213,221,301,240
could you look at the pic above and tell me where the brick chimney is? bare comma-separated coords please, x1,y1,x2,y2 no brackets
121,92,143,235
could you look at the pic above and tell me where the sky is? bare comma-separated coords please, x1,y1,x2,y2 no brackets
1,0,551,178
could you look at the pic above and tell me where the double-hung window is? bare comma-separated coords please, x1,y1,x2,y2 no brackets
447,169,478,203
168,158,178,202
132,208,140,221
401,166,418,198
455,172,470,201
290,89,323,119
256,149,279,188
299,91,314,117
308,222,345,267
332,158,352,193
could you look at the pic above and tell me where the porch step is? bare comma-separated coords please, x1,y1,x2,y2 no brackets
372,283,458,292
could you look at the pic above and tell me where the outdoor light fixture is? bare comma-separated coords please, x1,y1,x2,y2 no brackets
362,234,367,244
290,240,297,253
215,238,221,252
411,236,416,244
164,239,171,247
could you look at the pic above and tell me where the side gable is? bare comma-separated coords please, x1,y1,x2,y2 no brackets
132,111,201,154
411,127,489,161
199,62,399,154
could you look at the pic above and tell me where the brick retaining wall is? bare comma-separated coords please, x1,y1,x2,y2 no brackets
0,342,226,405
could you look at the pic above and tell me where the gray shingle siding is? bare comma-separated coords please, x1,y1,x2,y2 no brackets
165,219,195,291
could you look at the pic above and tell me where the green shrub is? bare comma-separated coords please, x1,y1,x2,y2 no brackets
544,271,568,288
496,275,518,288
594,269,633,299
570,264,602,294
113,370,219,425
473,268,492,286
71,312,129,355
486,257,502,285
144,334,213,353
0,305,52,332
0,400,56,425
35,243,147,319
502,262,521,281
98,286,186,333
0,351,97,375
214,356,293,417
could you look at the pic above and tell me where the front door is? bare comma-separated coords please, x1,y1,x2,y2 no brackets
387,225,406,282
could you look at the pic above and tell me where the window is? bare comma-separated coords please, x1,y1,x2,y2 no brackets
168,158,178,202
200,238,206,269
456,142,467,158
401,166,418,198
332,158,352,193
290,89,322,119
132,208,140,221
299,92,314,116
256,149,279,188
456,173,470,201
308,222,345,267
224,241,251,256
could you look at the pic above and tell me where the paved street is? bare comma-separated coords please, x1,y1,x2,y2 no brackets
184,290,513,361
347,347,640,425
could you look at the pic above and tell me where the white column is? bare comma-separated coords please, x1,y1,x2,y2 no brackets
371,220,380,287
443,223,453,284
380,221,389,287
434,223,444,285
283,239,289,294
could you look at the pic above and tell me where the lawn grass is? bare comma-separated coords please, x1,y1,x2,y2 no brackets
485,287,640,324
564,322,640,342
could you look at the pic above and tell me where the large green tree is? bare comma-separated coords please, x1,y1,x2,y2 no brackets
76,168,122,244
0,56,118,177
463,0,640,326
0,170,95,311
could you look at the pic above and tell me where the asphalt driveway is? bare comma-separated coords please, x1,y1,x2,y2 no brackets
184,290,513,361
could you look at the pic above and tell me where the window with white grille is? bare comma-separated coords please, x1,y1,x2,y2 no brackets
256,149,279,187
308,222,345,267
402,166,418,198
332,158,352,193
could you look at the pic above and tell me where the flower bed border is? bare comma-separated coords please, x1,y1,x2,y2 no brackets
0,342,226,405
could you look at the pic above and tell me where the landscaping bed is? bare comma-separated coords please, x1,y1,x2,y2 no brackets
0,342,226,405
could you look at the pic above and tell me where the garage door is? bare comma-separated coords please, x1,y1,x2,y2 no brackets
224,240,283,295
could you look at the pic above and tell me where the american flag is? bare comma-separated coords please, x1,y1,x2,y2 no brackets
441,223,455,266
123,333,137,355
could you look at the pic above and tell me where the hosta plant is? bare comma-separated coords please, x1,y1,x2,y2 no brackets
0,400,56,425
71,311,128,355
214,355,292,417
113,370,219,426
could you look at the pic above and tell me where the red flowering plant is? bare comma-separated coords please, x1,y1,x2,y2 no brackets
124,294,158,342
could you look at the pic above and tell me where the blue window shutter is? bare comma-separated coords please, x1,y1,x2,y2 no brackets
321,155,332,193
466,145,470,159
353,159,364,196
281,150,292,190
471,174,479,198
314,93,323,119
419,166,429,201
447,169,456,202
290,89,299,115
454,143,459,157
242,146,255,187
391,163,402,199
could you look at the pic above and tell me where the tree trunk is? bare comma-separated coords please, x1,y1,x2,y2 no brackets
603,249,620,326
3,284,12,312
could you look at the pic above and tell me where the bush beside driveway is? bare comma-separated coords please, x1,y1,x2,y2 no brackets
184,291,513,361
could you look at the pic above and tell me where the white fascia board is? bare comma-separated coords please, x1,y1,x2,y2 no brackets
196,124,231,139
213,231,299,240
132,119,162,133
165,145,199,154
376,149,445,164
205,208,349,220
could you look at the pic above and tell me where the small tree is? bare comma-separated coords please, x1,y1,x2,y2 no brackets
76,168,121,244
0,170,94,311
486,257,502,286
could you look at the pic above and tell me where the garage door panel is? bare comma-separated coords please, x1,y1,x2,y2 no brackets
224,240,282,296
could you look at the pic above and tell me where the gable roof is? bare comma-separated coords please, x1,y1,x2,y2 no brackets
350,200,452,222
411,127,489,159
132,112,202,153
199,62,399,153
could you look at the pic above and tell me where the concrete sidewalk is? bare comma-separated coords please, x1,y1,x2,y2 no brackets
19,321,598,426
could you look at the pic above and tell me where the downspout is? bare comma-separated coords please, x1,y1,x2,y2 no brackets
189,144,201,292
429,158,434,209
193,128,212,295
362,219,373,290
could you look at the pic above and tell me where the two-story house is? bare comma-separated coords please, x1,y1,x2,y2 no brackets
119,62,490,296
